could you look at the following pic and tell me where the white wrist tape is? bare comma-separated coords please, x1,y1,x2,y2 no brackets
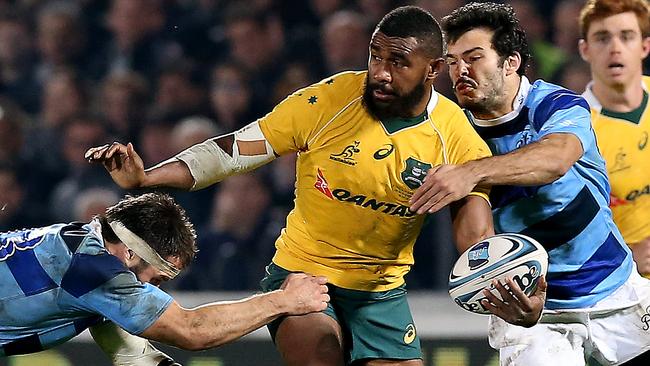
175,121,276,190
91,322,172,366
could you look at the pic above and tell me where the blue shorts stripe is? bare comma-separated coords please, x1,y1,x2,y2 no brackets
6,249,57,296
521,186,599,251
547,232,627,301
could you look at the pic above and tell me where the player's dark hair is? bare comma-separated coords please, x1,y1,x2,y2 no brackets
99,192,197,267
376,6,444,58
442,2,530,75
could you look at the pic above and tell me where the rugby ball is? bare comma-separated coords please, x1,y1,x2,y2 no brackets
448,233,548,315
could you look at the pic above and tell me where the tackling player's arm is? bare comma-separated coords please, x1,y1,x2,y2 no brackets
85,121,277,191
410,132,583,214
140,273,329,351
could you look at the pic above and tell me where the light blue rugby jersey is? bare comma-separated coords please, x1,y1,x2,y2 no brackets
0,221,172,356
468,77,633,310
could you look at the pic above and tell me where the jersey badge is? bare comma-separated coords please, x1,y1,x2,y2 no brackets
401,157,431,189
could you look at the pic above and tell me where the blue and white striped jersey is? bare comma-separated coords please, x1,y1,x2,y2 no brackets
468,77,633,309
0,221,172,356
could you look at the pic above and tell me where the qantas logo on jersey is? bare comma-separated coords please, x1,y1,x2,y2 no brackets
314,170,416,217
331,189,416,217
329,141,360,166
315,169,334,199
610,193,630,207
625,184,650,202
0,228,47,261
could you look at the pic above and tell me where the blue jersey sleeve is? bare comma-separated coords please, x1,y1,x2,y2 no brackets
531,89,595,153
60,250,173,335
79,272,172,335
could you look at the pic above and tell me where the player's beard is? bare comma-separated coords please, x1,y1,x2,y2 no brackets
455,68,505,119
363,77,427,121
129,260,149,280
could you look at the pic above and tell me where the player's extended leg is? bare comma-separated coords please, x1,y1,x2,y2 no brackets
260,262,346,365
275,312,346,366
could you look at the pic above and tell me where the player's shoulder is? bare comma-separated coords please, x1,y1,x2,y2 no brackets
526,79,590,121
431,92,464,120
288,71,365,106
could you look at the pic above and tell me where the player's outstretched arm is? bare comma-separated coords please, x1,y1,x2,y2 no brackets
140,273,329,351
481,276,547,328
86,121,277,191
410,133,583,214
85,142,194,190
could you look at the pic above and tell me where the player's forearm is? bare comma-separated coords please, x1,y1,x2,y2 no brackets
175,291,289,350
467,133,582,187
451,196,494,252
142,160,195,190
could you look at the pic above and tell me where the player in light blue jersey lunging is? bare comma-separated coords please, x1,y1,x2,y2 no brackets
409,2,650,365
0,192,329,365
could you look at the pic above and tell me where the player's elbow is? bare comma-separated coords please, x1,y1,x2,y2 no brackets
544,157,575,183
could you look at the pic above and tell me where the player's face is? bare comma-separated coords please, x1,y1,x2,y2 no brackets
130,256,182,286
446,28,508,117
364,31,434,120
579,12,650,89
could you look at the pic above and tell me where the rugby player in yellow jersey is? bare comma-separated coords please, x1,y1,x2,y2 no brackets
578,0,650,276
86,6,546,366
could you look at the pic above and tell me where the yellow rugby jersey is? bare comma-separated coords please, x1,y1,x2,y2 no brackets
583,76,650,244
259,71,491,291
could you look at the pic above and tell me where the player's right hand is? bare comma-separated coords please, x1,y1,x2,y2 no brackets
631,237,650,276
85,142,146,189
279,273,329,315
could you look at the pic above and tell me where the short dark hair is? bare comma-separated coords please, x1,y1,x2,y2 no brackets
376,6,444,58
442,2,530,75
99,193,197,267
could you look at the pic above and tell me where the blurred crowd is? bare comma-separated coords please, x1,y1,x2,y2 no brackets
0,0,648,291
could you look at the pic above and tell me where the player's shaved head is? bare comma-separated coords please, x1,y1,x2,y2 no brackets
376,6,444,59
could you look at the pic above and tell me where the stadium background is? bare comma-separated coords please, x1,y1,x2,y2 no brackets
0,0,648,365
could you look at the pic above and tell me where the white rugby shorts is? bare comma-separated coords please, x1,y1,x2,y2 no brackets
489,270,650,365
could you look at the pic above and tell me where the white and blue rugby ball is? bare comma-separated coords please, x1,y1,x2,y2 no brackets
448,233,548,315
